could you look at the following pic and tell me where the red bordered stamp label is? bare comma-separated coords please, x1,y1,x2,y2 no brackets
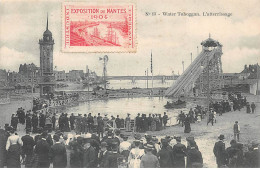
62,2,136,53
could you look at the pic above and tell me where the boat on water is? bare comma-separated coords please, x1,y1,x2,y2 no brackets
164,100,186,109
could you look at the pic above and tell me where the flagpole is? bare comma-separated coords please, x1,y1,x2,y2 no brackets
151,50,153,95
147,68,148,89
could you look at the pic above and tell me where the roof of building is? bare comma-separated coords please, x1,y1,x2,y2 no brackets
201,34,222,47
44,29,52,36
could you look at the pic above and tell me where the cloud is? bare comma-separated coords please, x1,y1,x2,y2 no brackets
0,46,38,71
222,47,260,73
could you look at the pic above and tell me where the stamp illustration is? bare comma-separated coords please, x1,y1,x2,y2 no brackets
62,2,136,53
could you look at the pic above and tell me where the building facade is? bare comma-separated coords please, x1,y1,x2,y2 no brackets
54,70,66,81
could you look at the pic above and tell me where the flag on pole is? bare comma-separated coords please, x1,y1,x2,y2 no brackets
151,50,153,74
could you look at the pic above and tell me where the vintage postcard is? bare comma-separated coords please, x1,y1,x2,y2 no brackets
0,0,260,169
62,2,136,53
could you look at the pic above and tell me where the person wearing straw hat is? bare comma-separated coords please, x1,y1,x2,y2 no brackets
128,140,145,168
213,134,228,168
140,144,160,168
119,135,131,161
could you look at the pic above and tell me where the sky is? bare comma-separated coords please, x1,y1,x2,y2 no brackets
0,0,260,76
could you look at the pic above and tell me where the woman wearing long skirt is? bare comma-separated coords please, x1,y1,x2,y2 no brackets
128,140,145,168
246,103,251,113
184,117,191,133
6,129,23,168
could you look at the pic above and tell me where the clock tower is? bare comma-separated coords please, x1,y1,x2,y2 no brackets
38,15,56,98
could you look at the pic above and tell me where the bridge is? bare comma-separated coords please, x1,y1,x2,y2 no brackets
106,75,176,81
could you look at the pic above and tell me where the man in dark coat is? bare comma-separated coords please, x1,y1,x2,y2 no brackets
49,134,67,168
157,138,173,168
104,142,122,168
251,102,256,113
32,113,38,133
25,115,32,131
21,129,35,167
98,142,109,167
226,139,240,168
115,115,121,129
172,136,186,168
207,110,214,126
11,114,18,131
17,108,26,124
82,114,88,134
34,127,43,144
233,121,240,142
51,114,56,131
0,127,8,167
148,114,152,131
245,141,260,168
179,111,186,127
70,113,75,130
97,115,104,138
213,134,228,167
162,112,168,129
87,113,94,133
186,140,203,168
34,132,51,168
58,113,63,131
39,113,45,128
82,138,97,168
69,141,83,168
101,130,117,151
135,113,141,132
64,114,70,132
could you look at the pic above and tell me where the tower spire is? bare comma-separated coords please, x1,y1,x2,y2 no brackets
209,33,211,38
46,13,48,30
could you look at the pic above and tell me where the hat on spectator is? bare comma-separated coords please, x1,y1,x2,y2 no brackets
145,134,152,141
53,134,60,142
144,144,154,150
134,133,141,140
218,134,225,140
101,142,108,148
